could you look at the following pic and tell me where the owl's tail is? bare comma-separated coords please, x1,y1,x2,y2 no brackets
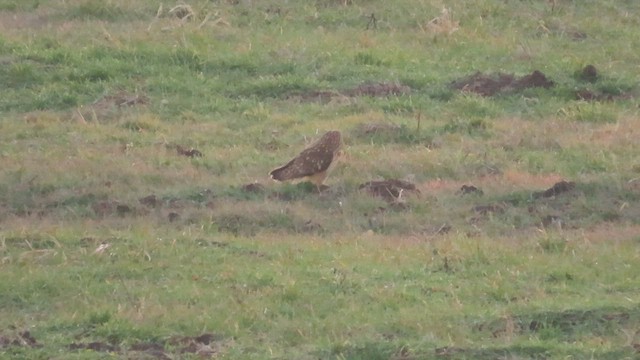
269,160,295,182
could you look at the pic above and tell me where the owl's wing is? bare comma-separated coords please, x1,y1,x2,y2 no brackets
269,157,298,181
270,146,334,181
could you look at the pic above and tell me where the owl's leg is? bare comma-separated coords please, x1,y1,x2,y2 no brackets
307,171,328,192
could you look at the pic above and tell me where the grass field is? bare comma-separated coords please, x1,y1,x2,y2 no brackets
1,0,640,358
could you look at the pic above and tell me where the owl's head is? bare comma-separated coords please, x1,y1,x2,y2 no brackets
320,130,342,151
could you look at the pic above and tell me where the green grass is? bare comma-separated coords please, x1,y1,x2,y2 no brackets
1,0,640,358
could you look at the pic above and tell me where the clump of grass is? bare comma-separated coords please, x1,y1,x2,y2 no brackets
0,0,40,11
354,52,389,67
167,4,195,21
5,62,40,88
211,202,316,236
421,7,459,36
560,102,618,124
120,117,160,132
439,117,490,137
537,234,567,253
64,2,144,21
352,122,434,146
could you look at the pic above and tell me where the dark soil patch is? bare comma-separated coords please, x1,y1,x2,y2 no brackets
627,178,640,192
116,204,132,216
66,333,227,358
533,180,575,199
426,223,452,236
540,215,563,229
359,179,420,203
168,333,225,356
69,341,119,352
174,145,204,158
241,183,266,194
168,212,180,222
472,203,505,215
568,30,588,41
91,200,135,217
0,331,41,349
458,185,483,196
577,64,598,83
575,89,634,102
139,194,160,208
167,4,195,20
573,65,636,101
129,342,171,360
451,70,554,96
301,219,324,233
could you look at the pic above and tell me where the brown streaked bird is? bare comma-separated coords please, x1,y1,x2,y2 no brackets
270,130,343,188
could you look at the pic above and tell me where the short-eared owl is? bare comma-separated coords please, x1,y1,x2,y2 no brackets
270,130,342,187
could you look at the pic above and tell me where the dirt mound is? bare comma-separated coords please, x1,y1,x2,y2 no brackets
69,341,118,352
67,333,228,358
359,179,419,203
541,215,563,229
574,65,636,101
577,64,598,83
241,183,266,194
575,89,634,102
533,180,575,199
168,212,180,222
451,70,554,96
129,342,170,359
472,203,505,215
458,184,483,196
0,331,41,349
168,333,227,357
139,194,160,208
92,200,134,217
173,144,204,158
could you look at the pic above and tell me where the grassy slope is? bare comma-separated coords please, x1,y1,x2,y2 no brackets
1,0,640,358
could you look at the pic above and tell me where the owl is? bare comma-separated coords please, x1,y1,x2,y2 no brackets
270,130,343,188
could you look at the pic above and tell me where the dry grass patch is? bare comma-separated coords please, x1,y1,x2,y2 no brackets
0,11,49,31
569,223,640,245
76,90,149,123
421,7,459,36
